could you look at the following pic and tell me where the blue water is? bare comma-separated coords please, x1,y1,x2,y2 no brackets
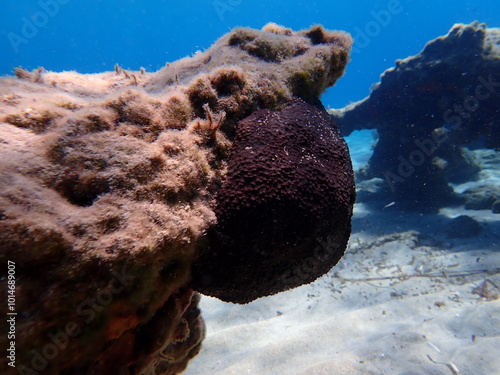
1,0,499,108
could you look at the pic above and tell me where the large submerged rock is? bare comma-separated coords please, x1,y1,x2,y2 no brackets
330,22,500,212
0,23,354,374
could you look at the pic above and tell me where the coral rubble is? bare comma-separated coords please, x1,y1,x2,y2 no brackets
0,23,353,373
329,22,500,212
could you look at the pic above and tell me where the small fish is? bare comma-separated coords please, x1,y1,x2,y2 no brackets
383,201,396,209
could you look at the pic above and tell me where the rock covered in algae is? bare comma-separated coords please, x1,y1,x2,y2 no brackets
192,98,355,303
0,23,352,373
329,22,500,213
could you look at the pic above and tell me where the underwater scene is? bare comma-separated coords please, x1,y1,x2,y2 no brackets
0,1,499,374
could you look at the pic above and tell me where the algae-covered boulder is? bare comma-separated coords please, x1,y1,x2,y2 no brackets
0,23,353,374
330,22,500,212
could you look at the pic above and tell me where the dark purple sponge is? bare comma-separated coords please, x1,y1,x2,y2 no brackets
192,98,355,303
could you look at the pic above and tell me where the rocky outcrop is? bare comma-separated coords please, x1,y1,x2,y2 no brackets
330,22,500,212
442,215,482,238
0,23,353,374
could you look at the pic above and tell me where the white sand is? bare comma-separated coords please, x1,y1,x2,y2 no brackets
184,145,500,375
185,208,499,375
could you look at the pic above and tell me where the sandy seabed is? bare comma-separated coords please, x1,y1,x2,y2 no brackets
185,206,499,375
184,145,500,375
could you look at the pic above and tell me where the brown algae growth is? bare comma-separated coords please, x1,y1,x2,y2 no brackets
0,23,353,374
